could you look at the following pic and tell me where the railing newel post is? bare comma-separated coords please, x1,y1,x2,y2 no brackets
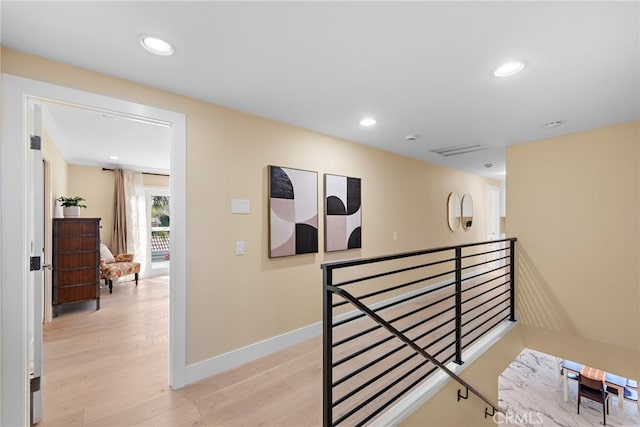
509,240,516,322
322,266,333,427
454,247,464,365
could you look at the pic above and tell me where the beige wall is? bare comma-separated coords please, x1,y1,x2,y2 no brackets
42,127,69,217
68,165,115,246
506,121,640,380
2,48,498,366
401,326,525,426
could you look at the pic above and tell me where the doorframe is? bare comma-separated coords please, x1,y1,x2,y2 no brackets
1,73,188,426
485,184,502,268
42,155,53,323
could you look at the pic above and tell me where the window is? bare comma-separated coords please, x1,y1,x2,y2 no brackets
148,190,170,270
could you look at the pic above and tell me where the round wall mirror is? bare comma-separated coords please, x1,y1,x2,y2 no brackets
447,192,461,231
461,194,473,230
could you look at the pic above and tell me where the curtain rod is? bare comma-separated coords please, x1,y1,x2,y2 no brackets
102,167,169,177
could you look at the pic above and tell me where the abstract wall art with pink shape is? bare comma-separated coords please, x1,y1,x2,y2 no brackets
269,166,318,257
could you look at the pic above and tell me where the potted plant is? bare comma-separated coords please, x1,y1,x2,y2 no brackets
57,196,87,218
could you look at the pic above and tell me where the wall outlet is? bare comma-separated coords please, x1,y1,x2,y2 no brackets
393,232,398,241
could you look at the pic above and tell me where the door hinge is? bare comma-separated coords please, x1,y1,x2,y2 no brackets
30,135,41,150
30,256,41,271
30,376,41,393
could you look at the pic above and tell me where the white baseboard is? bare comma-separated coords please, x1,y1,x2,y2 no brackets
185,321,322,384
185,266,493,385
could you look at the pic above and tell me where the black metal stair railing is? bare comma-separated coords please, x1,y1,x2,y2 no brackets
322,238,517,426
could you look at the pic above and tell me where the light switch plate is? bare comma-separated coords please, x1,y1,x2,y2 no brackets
235,241,245,255
231,199,250,214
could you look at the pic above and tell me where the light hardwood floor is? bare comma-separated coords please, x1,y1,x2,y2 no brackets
40,276,325,427
39,272,510,426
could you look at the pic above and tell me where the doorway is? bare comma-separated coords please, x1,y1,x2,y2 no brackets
1,74,187,426
485,184,502,268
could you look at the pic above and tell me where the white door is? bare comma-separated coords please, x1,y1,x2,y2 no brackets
485,185,501,268
28,102,45,424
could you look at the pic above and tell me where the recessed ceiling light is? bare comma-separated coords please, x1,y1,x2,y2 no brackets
140,36,174,56
494,61,525,77
109,156,119,160
359,117,376,127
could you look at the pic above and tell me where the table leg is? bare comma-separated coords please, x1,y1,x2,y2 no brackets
563,369,568,402
617,385,624,423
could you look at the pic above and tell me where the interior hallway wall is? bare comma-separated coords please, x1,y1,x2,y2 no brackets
506,121,640,380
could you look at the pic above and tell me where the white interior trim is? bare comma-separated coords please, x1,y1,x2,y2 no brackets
0,73,188,425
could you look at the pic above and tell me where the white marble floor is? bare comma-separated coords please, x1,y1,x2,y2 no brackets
499,348,640,427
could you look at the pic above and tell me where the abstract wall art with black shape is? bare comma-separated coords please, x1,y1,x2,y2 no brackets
325,174,362,251
269,165,318,257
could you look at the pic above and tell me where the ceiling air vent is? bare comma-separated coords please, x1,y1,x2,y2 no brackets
430,144,491,157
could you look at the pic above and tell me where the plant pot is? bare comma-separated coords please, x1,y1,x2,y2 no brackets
63,206,81,218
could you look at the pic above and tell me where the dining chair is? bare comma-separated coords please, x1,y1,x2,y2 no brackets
578,374,609,425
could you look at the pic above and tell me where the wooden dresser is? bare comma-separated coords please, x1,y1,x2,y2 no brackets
52,218,101,317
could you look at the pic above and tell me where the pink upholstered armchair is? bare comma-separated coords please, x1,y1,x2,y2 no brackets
100,244,141,294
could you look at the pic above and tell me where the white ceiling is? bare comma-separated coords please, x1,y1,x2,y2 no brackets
42,102,172,174
2,1,639,179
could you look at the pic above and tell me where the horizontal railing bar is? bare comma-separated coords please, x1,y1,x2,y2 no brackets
329,285,504,421
351,347,458,427
333,268,456,310
460,265,510,286
462,282,510,314
321,238,517,272
333,337,440,407
333,341,406,387
332,261,509,310
333,316,455,388
331,269,455,309
389,305,456,344
459,258,504,273
332,324,382,348
335,342,456,426
332,257,455,288
461,287,510,317
461,313,511,350
332,334,393,368
460,254,510,266
332,305,455,366
334,359,428,426
332,301,457,367
333,285,454,332
354,270,455,301
461,295,510,328
409,317,456,351
462,272,510,293
459,247,510,260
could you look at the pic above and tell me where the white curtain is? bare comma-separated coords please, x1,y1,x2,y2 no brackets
123,170,149,278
